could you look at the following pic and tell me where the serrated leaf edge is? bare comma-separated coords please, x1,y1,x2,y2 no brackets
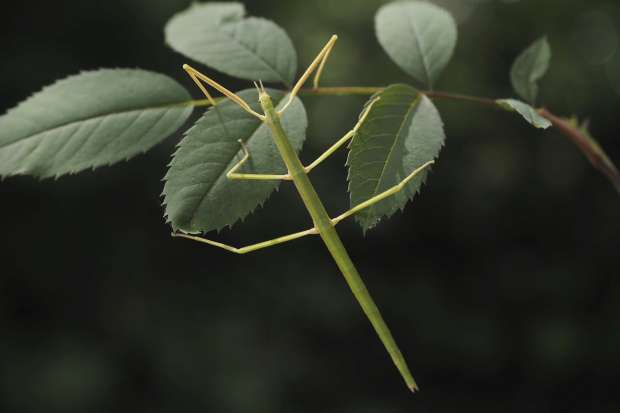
162,90,305,234
165,3,296,86
346,84,444,232
0,68,193,180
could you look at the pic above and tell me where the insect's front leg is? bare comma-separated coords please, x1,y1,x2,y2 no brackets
226,139,292,181
279,34,338,114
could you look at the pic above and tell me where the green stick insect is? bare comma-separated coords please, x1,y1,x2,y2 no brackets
173,35,434,392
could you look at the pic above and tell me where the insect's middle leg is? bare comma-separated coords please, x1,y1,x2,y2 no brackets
331,160,435,225
227,139,292,181
304,97,380,174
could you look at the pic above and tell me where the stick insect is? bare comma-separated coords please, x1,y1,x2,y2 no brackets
173,34,434,392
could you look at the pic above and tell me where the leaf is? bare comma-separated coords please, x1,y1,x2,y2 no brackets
163,89,307,234
497,99,552,129
0,69,192,179
347,84,445,231
510,36,551,104
165,2,297,86
375,1,458,88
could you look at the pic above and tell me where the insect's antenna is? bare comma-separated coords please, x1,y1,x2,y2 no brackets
253,80,267,98
279,34,338,115
183,64,265,120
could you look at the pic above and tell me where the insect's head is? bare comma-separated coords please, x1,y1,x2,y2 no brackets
254,80,273,113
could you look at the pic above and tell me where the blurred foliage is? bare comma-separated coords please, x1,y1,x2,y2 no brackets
1,0,619,412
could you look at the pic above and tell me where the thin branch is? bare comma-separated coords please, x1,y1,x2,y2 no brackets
184,87,619,195
299,86,384,96
538,108,620,195
423,90,499,107
187,87,500,107
191,98,217,107
299,87,500,107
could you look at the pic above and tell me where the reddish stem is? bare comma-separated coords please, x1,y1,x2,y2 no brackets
539,108,620,195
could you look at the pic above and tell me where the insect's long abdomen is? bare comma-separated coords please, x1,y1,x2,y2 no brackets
259,91,418,392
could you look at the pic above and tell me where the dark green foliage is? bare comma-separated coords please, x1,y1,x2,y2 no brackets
375,1,457,88
165,2,298,86
496,99,552,129
510,36,551,104
1,0,616,231
0,69,192,178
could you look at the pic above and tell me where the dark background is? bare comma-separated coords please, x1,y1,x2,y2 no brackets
1,0,619,412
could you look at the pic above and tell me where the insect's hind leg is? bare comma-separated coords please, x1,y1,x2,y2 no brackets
172,227,319,254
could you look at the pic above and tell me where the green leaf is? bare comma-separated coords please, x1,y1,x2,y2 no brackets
163,89,307,234
497,99,552,129
375,1,457,88
0,69,192,179
165,2,297,86
347,84,445,231
510,36,551,104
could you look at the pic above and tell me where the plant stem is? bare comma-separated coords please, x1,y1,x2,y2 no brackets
188,87,620,196
299,86,384,96
298,88,620,195
538,109,620,195
192,98,220,107
300,87,499,106
424,90,499,107
190,87,501,107
257,91,418,392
